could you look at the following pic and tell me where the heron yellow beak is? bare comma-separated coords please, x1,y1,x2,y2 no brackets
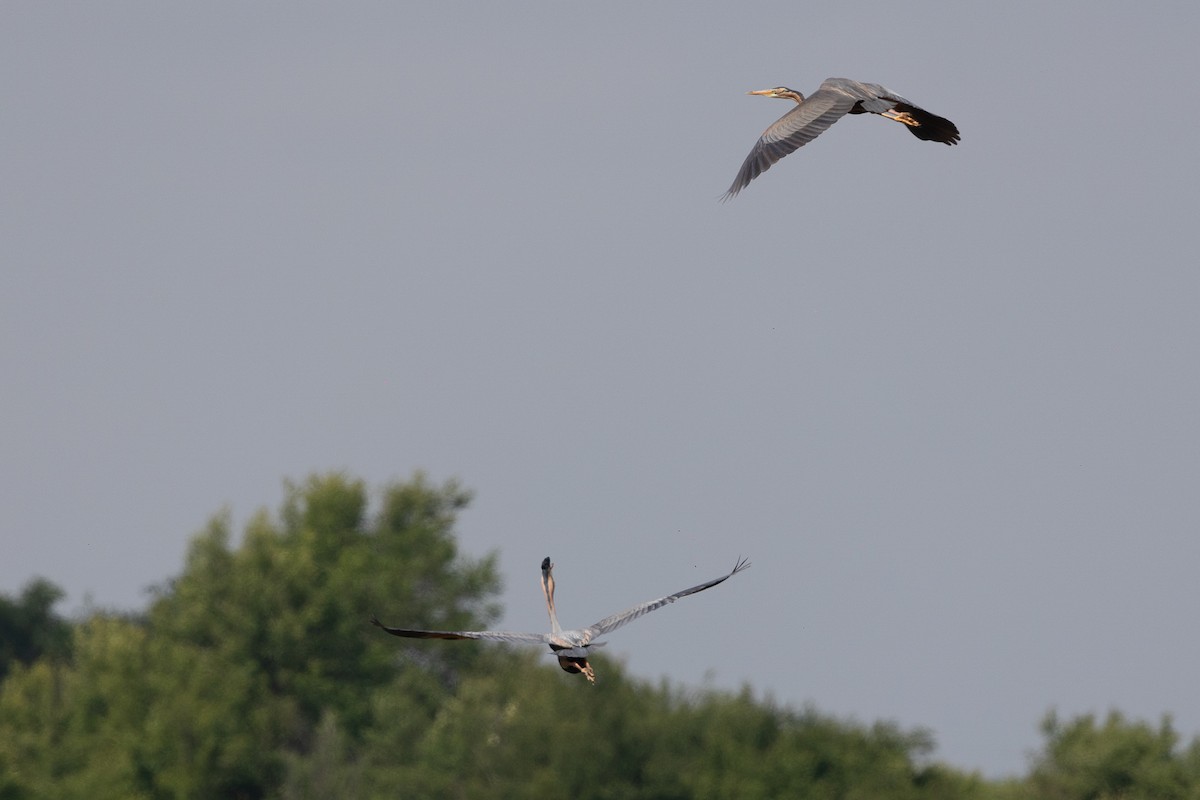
747,89,776,96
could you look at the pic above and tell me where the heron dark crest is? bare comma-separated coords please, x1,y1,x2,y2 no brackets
372,556,750,683
724,77,960,200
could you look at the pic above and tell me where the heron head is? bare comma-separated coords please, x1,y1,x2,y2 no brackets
748,87,805,104
540,557,559,630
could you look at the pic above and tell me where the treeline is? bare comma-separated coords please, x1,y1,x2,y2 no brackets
1,473,1197,799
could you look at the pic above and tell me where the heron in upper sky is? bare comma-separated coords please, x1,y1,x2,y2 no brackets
724,77,960,199
372,555,750,683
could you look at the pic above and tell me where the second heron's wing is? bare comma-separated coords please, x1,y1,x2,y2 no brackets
577,557,751,644
370,617,549,645
724,90,856,199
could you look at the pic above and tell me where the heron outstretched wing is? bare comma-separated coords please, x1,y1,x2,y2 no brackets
724,91,856,199
577,557,750,644
370,617,549,645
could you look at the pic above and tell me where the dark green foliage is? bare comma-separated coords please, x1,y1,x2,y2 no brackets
355,652,972,800
0,578,72,681
0,473,496,799
1029,710,1200,800
3,472,1198,799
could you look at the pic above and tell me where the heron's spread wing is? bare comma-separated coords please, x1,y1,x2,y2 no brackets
724,90,856,199
577,557,750,644
370,617,549,645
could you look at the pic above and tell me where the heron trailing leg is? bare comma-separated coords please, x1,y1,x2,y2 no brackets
880,109,920,127
556,654,596,684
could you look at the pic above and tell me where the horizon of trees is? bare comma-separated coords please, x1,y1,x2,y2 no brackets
2,472,1198,799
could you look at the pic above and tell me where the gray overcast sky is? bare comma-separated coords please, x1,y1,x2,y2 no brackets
3,1,1198,777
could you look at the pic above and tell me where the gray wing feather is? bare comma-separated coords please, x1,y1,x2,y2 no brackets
577,557,750,644
724,91,856,199
370,616,549,645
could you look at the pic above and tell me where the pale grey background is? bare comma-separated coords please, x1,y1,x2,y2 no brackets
3,1,1197,776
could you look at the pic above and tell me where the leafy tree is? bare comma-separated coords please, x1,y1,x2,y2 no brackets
1,473,502,799
22,472,1177,799
357,648,988,800
0,578,71,681
0,613,280,800
279,711,364,800
148,472,499,729
0,616,156,800
1029,710,1196,800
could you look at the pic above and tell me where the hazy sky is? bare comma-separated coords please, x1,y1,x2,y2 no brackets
3,1,1198,777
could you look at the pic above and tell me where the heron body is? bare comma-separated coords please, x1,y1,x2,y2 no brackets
724,77,960,199
372,555,750,683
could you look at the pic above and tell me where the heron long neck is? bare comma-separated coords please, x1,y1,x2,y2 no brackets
541,568,563,636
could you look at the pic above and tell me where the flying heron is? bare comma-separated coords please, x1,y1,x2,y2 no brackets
724,77,960,199
372,555,750,683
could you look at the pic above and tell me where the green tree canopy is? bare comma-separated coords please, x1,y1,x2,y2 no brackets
1029,710,1200,800
0,577,71,681
10,472,1198,799
1,472,501,799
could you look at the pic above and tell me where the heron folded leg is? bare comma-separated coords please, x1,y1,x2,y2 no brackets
557,655,596,684
881,109,920,127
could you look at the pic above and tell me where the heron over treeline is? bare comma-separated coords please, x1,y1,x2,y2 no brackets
373,556,750,683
